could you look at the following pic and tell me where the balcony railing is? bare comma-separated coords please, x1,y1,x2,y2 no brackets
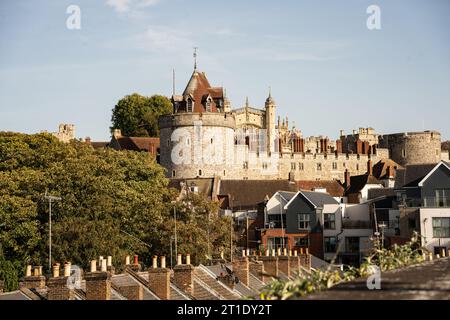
423,197,450,208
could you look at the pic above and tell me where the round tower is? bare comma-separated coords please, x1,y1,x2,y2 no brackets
265,89,276,153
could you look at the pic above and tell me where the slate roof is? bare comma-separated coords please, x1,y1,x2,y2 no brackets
394,163,438,188
346,174,383,194
299,190,339,208
113,136,160,153
372,159,403,179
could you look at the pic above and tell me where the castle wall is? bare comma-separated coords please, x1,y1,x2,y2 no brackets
379,131,441,166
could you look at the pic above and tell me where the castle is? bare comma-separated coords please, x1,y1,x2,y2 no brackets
158,67,446,181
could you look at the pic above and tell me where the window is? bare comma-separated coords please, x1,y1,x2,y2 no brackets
402,149,406,158
324,213,336,229
223,170,226,176
324,237,337,253
356,164,359,171
298,214,310,229
267,237,288,250
408,218,416,229
345,237,360,253
294,237,309,247
298,162,304,171
187,99,193,112
435,189,450,207
198,169,202,176
316,163,322,171
243,161,248,169
172,170,176,177
262,162,268,170
432,218,450,238
332,162,337,170
291,162,296,170
205,98,212,112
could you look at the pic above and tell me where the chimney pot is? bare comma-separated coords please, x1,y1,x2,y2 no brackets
271,249,276,257
107,256,112,267
283,248,287,256
26,265,32,277
186,254,191,265
133,255,138,265
265,249,269,257
294,250,298,257
52,263,60,278
242,249,246,257
177,254,182,265
305,248,309,255
161,256,166,269
64,262,71,277
101,259,107,272
90,260,97,272
220,251,224,259
289,249,292,256
300,248,304,255
246,249,250,257
277,248,281,256
152,256,158,268
125,255,130,265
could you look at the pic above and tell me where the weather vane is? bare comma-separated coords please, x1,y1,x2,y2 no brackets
193,47,198,70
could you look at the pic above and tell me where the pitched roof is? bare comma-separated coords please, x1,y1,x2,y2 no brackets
300,190,339,207
394,163,439,188
372,159,403,179
182,70,223,113
218,180,298,210
114,137,160,153
346,174,383,194
295,180,345,197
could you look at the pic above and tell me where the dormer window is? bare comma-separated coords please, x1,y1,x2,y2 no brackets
205,98,212,112
187,98,193,112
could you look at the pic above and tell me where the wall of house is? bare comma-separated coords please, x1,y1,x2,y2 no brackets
284,195,319,234
421,164,450,199
419,208,450,252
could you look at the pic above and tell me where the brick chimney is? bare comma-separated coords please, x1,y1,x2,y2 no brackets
260,251,278,278
128,255,141,272
106,256,115,274
47,262,75,300
20,265,46,289
277,250,290,278
232,251,249,287
367,160,373,176
289,251,300,276
344,169,351,188
173,254,195,296
148,256,171,300
249,260,265,282
85,259,111,300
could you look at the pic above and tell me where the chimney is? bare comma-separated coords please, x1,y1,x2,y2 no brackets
289,254,300,276
278,252,291,278
344,169,351,188
148,256,171,300
129,255,141,272
367,160,373,176
388,165,395,179
106,256,115,274
47,262,75,300
85,260,111,300
261,252,278,278
249,261,265,282
173,254,195,296
20,265,46,289
232,256,249,287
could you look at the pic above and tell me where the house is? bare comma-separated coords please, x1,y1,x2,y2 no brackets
394,161,450,254
109,129,160,160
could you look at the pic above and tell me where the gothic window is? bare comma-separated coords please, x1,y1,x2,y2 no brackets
317,163,322,171
243,161,249,169
291,162,296,170
172,170,176,177
298,162,304,171
332,162,338,170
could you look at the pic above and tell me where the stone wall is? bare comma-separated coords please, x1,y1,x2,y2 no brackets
379,131,441,166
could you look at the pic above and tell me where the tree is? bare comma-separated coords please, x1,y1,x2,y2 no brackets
0,132,230,290
110,94,172,137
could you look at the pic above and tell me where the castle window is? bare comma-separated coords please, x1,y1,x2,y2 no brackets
317,163,322,171
198,169,202,176
206,98,212,112
172,170,176,177
211,138,214,144
187,98,193,112
291,162,296,170
262,163,268,170
243,161,249,169
356,164,359,171
167,139,170,147
223,170,226,176
298,162,304,171
332,162,337,170
402,149,406,158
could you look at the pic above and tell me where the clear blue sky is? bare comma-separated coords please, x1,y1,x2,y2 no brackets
1,0,449,141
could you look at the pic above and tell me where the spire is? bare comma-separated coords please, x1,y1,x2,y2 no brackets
245,96,249,108
193,47,198,70
269,86,272,98
265,86,275,105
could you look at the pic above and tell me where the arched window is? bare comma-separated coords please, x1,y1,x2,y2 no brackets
205,98,212,112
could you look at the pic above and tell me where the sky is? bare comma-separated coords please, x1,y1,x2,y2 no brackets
1,0,449,141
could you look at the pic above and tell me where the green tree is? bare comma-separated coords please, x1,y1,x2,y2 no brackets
110,94,172,137
0,132,230,290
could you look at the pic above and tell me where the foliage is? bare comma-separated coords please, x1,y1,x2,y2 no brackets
110,94,172,137
259,232,425,300
0,132,229,291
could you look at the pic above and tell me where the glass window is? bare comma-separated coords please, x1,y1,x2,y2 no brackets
332,162,337,170
346,237,360,253
324,213,336,229
432,218,450,238
317,163,322,171
298,213,310,229
324,237,337,253
291,162,296,170
187,99,193,112
298,162,304,170
294,237,309,247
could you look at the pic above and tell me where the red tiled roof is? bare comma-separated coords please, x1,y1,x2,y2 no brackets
182,71,222,112
116,137,160,154
295,180,345,197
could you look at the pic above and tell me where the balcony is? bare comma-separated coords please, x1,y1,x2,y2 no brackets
423,197,450,208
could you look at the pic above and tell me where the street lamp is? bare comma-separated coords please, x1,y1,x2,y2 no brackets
44,190,61,272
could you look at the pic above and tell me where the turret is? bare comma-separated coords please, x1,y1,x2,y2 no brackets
265,89,276,153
